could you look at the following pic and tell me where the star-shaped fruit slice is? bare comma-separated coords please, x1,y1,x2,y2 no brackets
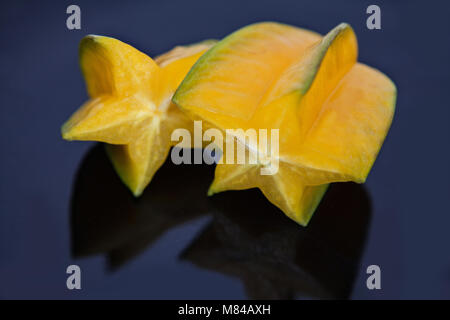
173,23,396,225
62,36,215,195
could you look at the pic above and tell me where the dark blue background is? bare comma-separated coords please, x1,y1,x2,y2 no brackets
0,0,449,299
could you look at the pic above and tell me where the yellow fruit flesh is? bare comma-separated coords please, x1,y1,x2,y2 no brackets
173,22,396,225
175,22,321,122
209,160,329,225
295,63,396,183
62,36,215,195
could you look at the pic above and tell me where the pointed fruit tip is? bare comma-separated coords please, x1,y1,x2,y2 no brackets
80,35,117,51
207,187,215,197
337,22,351,29
83,34,108,42
60,124,72,141
132,190,143,197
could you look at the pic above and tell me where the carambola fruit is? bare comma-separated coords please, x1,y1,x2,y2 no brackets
62,22,395,227
173,22,396,225
62,36,215,195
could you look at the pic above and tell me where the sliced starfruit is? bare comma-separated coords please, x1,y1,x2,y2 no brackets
173,22,396,225
62,36,215,196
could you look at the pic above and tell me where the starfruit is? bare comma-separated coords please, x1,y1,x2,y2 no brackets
173,22,396,225
62,36,215,196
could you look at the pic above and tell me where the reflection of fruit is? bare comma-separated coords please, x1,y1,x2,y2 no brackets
71,145,371,297
62,36,215,195
182,182,371,299
71,145,213,269
174,22,396,225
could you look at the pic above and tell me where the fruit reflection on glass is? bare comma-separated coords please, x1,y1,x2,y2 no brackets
72,145,371,299
62,22,395,226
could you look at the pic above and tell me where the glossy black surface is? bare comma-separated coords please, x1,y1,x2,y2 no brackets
1,0,449,299
72,145,370,299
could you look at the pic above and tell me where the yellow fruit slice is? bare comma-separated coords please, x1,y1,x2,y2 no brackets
175,22,321,125
173,22,396,225
295,62,396,183
62,36,215,196
210,160,329,225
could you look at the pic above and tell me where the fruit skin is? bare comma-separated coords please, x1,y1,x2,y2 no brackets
173,22,396,225
174,22,321,124
62,36,216,196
